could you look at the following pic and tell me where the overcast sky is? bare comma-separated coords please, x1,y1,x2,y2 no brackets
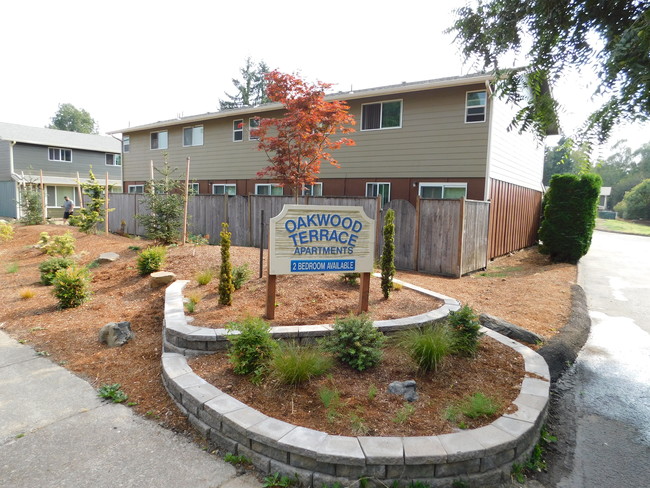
1,0,647,156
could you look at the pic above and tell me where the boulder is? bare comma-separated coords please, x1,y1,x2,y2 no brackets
98,321,134,347
150,271,176,288
479,313,545,345
97,252,120,263
388,380,418,402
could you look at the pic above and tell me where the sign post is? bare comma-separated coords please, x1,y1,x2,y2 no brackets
266,205,375,319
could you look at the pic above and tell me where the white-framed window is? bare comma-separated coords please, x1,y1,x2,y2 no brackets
233,119,244,142
48,147,72,162
183,125,204,147
123,136,130,153
255,184,283,196
302,182,323,196
128,185,144,194
418,182,468,199
361,100,402,130
45,186,75,207
249,117,260,141
150,130,168,150
366,182,391,206
106,153,121,166
212,184,236,195
188,183,200,195
465,90,487,123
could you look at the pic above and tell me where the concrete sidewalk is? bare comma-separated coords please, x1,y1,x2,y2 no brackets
0,331,261,488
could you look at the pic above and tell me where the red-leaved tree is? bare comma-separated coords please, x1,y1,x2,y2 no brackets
254,71,355,197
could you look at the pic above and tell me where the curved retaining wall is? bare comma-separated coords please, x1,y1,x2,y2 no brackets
161,280,550,487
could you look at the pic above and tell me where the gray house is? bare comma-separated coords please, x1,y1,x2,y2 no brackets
0,122,122,219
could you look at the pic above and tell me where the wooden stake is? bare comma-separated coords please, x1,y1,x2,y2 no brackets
266,273,277,319
39,170,46,223
358,272,370,313
181,157,190,245
105,173,110,234
76,172,84,209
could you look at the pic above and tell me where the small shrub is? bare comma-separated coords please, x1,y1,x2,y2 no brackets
349,410,369,435
224,453,251,466
367,384,378,401
321,314,386,371
188,234,210,245
19,184,43,225
136,246,166,275
397,323,453,372
196,269,214,286
38,231,76,257
184,293,201,313
340,272,360,286
448,304,483,357
219,223,235,305
6,262,19,273
0,222,14,242
226,317,277,382
39,257,74,285
19,288,36,299
262,472,297,488
232,263,252,290
270,342,333,385
98,383,128,403
52,265,92,309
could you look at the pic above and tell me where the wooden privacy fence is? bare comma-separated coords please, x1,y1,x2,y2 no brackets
106,194,489,277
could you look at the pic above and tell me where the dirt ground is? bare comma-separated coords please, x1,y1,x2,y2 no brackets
0,224,576,438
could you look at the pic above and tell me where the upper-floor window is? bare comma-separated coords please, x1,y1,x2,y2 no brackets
361,100,402,130
212,184,236,195
183,126,204,147
465,91,487,123
366,182,391,206
302,183,322,196
249,118,260,141
233,120,244,142
128,184,144,194
106,154,121,166
255,183,283,196
123,136,130,153
419,183,467,199
150,131,168,150
48,147,72,162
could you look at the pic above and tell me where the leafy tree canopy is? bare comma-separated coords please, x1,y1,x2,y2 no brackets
49,103,98,134
594,139,650,207
543,137,590,185
450,0,650,142
219,57,270,110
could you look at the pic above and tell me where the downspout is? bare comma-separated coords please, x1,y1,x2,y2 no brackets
9,140,20,218
483,80,494,201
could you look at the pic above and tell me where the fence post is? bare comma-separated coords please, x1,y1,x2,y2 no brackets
414,196,421,271
456,197,465,278
259,209,264,278
104,173,109,234
39,170,46,222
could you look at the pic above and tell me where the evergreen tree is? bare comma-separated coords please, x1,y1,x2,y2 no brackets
380,209,396,299
219,57,270,110
218,223,235,306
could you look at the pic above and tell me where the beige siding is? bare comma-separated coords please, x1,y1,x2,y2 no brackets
487,96,544,192
123,85,491,182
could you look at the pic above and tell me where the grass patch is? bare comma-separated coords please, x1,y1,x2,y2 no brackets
5,262,19,273
596,218,650,236
479,265,524,278
392,403,416,424
446,392,501,426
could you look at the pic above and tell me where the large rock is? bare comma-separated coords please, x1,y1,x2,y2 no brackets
98,321,134,347
97,252,120,263
388,380,418,402
150,271,176,288
479,313,545,345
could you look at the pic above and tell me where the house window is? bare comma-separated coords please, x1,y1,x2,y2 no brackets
150,131,168,150
128,185,144,194
302,183,323,196
45,186,75,207
361,100,402,130
212,184,236,195
188,183,200,195
366,182,391,206
465,91,487,123
48,147,72,162
249,118,260,140
106,154,121,166
123,136,130,153
233,120,244,142
183,126,204,147
419,183,468,199
255,184,283,196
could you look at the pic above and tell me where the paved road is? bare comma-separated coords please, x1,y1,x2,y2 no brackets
552,230,650,487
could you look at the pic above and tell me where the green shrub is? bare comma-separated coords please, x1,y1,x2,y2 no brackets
340,272,360,286
98,383,128,403
39,257,75,285
614,178,650,220
136,246,166,275
52,265,92,309
321,314,386,371
448,304,483,357
69,169,112,233
188,234,209,245
196,269,214,286
0,222,14,242
19,184,43,225
380,208,396,298
397,323,454,372
270,342,333,385
219,223,235,305
38,231,76,257
225,317,277,382
232,263,252,290
538,173,602,263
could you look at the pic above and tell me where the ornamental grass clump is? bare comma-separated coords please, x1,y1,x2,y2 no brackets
136,246,166,275
397,323,454,373
270,342,333,385
226,317,277,383
52,265,92,309
321,314,386,371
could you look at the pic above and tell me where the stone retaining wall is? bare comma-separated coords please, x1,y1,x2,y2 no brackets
160,280,550,487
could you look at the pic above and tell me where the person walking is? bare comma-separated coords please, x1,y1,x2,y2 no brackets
62,196,74,224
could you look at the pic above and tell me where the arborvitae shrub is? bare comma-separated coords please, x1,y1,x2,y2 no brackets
136,246,167,275
219,223,235,305
381,209,396,299
448,304,483,357
538,173,602,263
